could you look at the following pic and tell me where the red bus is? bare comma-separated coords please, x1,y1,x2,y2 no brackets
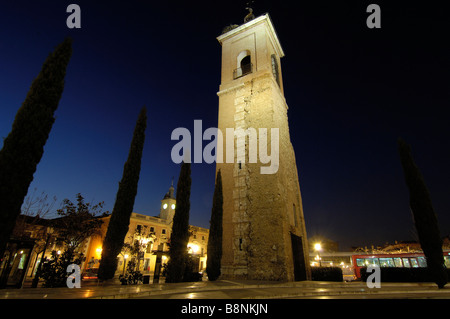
352,251,450,279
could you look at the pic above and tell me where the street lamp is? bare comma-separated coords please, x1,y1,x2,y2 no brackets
123,254,129,275
314,243,322,267
188,243,199,254
31,227,53,288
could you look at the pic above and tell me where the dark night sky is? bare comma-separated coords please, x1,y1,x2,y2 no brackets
1,1,449,250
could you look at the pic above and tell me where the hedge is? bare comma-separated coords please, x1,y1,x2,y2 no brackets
311,267,343,281
360,267,450,283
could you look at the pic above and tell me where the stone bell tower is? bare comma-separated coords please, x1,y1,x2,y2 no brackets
215,13,311,281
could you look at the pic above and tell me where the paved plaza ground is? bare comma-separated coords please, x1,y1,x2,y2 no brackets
1,280,448,317
1,279,449,299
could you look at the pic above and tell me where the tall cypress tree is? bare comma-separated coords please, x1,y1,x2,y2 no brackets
165,161,191,283
97,107,147,281
398,138,448,288
206,169,223,281
0,38,72,258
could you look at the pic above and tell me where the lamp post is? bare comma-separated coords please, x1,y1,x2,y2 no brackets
123,254,129,275
314,243,322,267
136,237,148,272
31,227,53,288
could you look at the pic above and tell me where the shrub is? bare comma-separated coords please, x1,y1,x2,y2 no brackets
119,260,143,285
311,267,343,281
38,249,83,288
360,267,450,283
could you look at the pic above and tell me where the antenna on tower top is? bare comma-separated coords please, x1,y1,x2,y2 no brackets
244,1,256,23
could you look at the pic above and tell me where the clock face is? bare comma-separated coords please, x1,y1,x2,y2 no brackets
171,204,176,209
163,203,168,209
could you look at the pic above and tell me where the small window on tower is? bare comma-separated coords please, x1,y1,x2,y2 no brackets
293,204,298,227
241,55,251,75
271,54,280,86
234,50,253,79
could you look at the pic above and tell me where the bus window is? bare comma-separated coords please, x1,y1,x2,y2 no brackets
410,258,419,268
365,258,379,267
418,257,427,267
394,257,403,267
379,258,395,267
444,256,450,268
402,258,411,268
356,258,365,267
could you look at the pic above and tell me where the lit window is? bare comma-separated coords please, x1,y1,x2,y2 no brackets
444,256,450,268
410,258,419,268
402,258,411,268
418,257,427,267
394,257,403,267
379,258,395,267
365,258,379,267
356,258,365,267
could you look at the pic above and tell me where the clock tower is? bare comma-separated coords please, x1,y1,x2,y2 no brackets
215,13,311,281
159,180,176,223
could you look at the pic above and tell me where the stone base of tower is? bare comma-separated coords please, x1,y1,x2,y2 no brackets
219,266,249,281
220,262,300,282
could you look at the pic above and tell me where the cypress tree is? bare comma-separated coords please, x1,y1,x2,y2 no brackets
165,161,191,283
0,38,72,258
206,169,223,281
397,138,448,288
97,107,147,281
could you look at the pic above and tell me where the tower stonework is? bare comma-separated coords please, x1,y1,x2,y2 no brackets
216,14,311,281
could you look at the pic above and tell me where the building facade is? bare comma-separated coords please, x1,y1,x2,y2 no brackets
2,183,209,286
84,182,209,277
